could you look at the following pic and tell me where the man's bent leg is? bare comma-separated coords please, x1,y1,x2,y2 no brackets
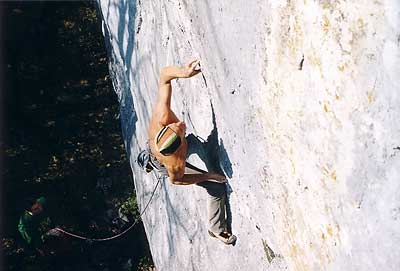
197,181,227,233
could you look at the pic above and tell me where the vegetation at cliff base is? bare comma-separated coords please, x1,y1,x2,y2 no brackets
1,1,153,270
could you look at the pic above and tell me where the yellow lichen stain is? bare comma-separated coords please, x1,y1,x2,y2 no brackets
321,0,338,10
317,223,341,267
338,62,349,72
313,57,322,68
288,149,296,174
330,170,337,181
289,226,297,237
308,49,322,69
326,225,333,237
324,205,332,214
322,166,329,175
290,16,300,34
322,223,342,243
322,166,337,182
288,16,303,56
367,92,375,104
290,244,298,257
290,158,296,174
323,104,329,113
289,244,309,271
357,18,365,29
322,15,330,34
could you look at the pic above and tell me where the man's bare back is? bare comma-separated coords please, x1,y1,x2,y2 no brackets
147,60,226,185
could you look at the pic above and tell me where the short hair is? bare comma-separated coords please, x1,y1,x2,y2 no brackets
36,196,47,207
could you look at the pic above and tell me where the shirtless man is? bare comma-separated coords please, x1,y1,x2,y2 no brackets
147,60,236,245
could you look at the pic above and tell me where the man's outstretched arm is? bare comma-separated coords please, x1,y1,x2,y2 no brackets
154,60,201,125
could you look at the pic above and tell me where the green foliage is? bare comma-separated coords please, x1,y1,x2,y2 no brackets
119,193,140,220
2,238,16,256
138,257,156,271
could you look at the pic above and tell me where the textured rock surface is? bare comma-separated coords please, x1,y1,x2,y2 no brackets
98,1,400,270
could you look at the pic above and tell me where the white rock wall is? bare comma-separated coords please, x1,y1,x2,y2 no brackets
98,0,400,270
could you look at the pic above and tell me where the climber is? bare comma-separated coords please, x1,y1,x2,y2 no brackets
142,59,237,245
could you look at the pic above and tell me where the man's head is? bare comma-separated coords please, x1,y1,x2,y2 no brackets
31,196,46,214
155,122,186,156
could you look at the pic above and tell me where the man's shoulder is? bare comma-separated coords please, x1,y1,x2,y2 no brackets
20,211,33,224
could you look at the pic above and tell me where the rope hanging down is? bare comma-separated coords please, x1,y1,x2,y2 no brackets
55,174,162,242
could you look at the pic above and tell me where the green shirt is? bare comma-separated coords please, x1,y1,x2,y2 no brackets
18,211,43,247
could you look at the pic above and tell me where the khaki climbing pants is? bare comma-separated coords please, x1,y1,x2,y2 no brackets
196,181,227,233
185,135,228,234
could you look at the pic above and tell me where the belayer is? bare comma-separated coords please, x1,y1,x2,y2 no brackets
138,60,237,245
18,196,51,255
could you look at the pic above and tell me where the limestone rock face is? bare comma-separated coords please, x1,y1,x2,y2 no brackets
98,1,400,270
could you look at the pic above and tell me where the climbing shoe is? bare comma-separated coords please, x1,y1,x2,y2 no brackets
208,230,237,246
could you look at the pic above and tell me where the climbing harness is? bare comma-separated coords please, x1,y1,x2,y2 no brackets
54,172,163,242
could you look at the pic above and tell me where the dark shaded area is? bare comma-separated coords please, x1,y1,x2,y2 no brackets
1,1,153,270
1,4,6,271
186,103,233,178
